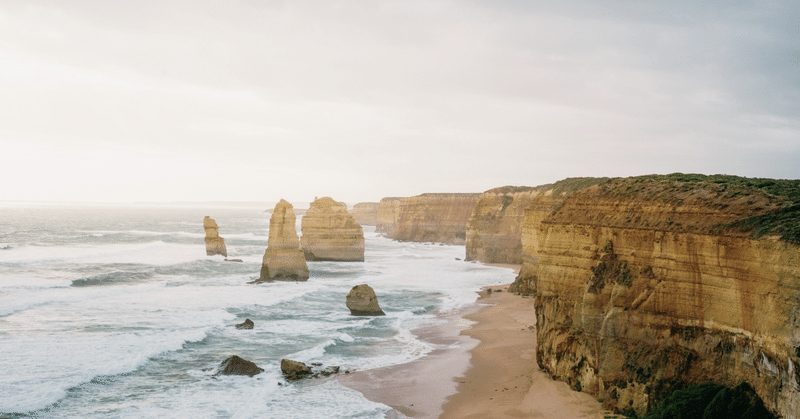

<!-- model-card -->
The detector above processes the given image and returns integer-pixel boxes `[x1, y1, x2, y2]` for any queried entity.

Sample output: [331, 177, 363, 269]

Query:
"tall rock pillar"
[259, 200, 309, 281]
[204, 216, 227, 257]
[301, 197, 365, 262]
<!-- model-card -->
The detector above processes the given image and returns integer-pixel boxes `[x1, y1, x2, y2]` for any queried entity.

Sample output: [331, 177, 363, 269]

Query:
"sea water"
[0, 203, 515, 418]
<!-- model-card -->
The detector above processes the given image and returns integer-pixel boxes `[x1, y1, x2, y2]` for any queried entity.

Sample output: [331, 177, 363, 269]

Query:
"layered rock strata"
[351, 202, 379, 226]
[346, 284, 385, 315]
[301, 197, 364, 262]
[376, 197, 403, 236]
[387, 193, 481, 244]
[467, 179, 607, 265]
[528, 176, 800, 418]
[203, 216, 227, 257]
[259, 200, 309, 281]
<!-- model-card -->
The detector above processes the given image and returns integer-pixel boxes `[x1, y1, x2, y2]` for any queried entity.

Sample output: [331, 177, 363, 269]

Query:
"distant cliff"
[378, 193, 481, 245]
[524, 174, 800, 418]
[466, 179, 607, 265]
[376, 197, 403, 236]
[351, 202, 379, 226]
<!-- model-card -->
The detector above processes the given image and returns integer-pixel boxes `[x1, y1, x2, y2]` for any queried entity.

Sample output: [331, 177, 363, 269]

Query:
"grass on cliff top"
[640, 382, 776, 419]
[485, 177, 610, 196]
[600, 173, 800, 244]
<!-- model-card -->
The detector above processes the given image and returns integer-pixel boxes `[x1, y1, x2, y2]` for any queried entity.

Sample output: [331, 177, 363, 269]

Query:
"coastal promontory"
[378, 193, 481, 245]
[301, 197, 365, 262]
[524, 174, 800, 418]
[258, 200, 309, 281]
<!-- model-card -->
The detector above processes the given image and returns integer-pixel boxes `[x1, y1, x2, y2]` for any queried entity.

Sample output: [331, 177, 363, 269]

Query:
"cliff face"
[351, 202, 379, 226]
[376, 197, 403, 235]
[527, 177, 800, 418]
[390, 193, 481, 245]
[203, 216, 227, 257]
[260, 199, 309, 281]
[301, 197, 364, 262]
[467, 179, 607, 265]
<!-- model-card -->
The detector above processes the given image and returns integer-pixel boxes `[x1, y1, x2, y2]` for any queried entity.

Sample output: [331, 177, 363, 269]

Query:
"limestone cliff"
[527, 175, 800, 418]
[351, 202, 379, 226]
[376, 197, 403, 236]
[466, 179, 607, 265]
[203, 216, 227, 257]
[259, 199, 309, 281]
[389, 193, 481, 245]
[301, 197, 365, 262]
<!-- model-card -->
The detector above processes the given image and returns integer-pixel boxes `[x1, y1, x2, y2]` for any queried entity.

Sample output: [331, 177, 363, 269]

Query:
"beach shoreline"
[339, 264, 616, 419]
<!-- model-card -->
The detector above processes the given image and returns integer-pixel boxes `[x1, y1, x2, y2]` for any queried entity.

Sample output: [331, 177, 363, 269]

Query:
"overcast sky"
[1, 0, 798, 204]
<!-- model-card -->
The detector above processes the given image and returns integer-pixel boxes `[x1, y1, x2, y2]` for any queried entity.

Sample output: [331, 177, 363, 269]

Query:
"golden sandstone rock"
[350, 202, 379, 226]
[379, 193, 481, 245]
[345, 284, 385, 316]
[301, 197, 364, 262]
[259, 200, 309, 281]
[523, 176, 800, 418]
[467, 179, 607, 265]
[203, 216, 227, 257]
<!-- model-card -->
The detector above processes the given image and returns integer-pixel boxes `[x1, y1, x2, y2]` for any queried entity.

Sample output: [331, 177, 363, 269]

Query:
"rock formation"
[346, 284, 385, 316]
[258, 200, 309, 282]
[351, 202, 379, 225]
[213, 355, 264, 377]
[376, 197, 403, 236]
[467, 179, 607, 265]
[203, 216, 227, 257]
[380, 193, 481, 244]
[235, 319, 254, 330]
[301, 197, 365, 262]
[525, 175, 800, 418]
[280, 359, 312, 380]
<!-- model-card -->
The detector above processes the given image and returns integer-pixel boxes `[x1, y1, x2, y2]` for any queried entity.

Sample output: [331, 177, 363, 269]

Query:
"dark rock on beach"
[281, 359, 312, 380]
[213, 355, 264, 377]
[346, 284, 385, 316]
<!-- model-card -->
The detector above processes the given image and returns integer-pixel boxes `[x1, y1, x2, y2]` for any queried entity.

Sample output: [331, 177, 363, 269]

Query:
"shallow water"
[0, 203, 514, 418]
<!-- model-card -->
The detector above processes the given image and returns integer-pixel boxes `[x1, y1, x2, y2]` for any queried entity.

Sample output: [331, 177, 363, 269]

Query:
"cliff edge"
[527, 174, 800, 418]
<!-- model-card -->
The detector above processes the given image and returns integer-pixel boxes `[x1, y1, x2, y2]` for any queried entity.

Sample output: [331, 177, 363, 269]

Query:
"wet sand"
[338, 266, 614, 419]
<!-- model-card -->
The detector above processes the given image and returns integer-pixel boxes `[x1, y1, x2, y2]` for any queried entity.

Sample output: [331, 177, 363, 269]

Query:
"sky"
[1, 0, 798, 204]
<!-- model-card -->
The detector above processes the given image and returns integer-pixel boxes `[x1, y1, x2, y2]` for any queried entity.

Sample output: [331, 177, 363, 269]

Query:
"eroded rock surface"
[382, 193, 481, 244]
[258, 200, 309, 282]
[204, 216, 227, 257]
[214, 355, 264, 377]
[528, 175, 800, 418]
[346, 284, 385, 316]
[301, 197, 364, 262]
[351, 202, 379, 226]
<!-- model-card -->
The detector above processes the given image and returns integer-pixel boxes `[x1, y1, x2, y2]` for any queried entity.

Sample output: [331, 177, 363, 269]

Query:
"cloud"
[1, 0, 798, 203]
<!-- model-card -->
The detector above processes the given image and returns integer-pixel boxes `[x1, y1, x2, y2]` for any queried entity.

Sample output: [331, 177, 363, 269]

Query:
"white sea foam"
[0, 241, 205, 266]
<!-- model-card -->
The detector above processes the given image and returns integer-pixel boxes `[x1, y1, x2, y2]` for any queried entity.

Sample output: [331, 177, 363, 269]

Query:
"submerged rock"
[258, 200, 309, 282]
[204, 216, 228, 257]
[346, 284, 385, 316]
[213, 355, 264, 377]
[235, 319, 254, 330]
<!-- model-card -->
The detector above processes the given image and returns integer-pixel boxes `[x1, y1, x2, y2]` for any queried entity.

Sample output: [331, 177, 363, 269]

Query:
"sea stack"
[301, 197, 365, 262]
[203, 216, 227, 257]
[258, 200, 309, 281]
[346, 284, 385, 316]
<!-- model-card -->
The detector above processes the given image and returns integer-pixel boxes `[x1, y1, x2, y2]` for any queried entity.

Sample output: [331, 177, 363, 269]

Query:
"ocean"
[0, 203, 514, 418]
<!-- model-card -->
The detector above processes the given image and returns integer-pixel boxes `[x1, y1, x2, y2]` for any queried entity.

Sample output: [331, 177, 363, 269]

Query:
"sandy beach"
[339, 265, 617, 419]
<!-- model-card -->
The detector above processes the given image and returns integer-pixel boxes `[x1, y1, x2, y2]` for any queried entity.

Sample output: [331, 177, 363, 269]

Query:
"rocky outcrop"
[376, 197, 403, 236]
[235, 319, 254, 330]
[351, 202, 379, 226]
[386, 193, 481, 244]
[213, 355, 264, 377]
[204, 216, 227, 257]
[301, 197, 365, 262]
[258, 200, 309, 282]
[527, 175, 800, 418]
[280, 359, 342, 380]
[467, 179, 607, 265]
[346, 284, 385, 316]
